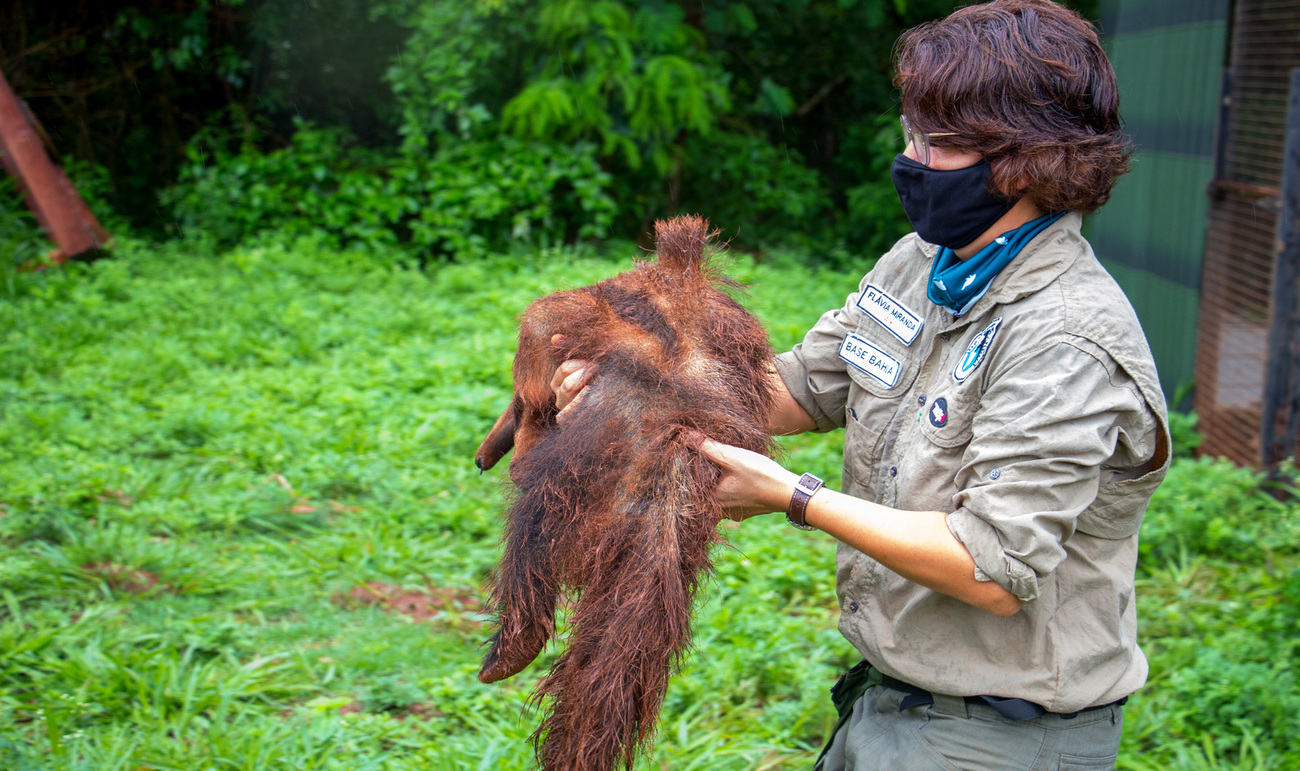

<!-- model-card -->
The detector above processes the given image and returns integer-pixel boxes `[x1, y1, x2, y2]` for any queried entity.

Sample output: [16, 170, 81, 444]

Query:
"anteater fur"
[474, 215, 776, 770]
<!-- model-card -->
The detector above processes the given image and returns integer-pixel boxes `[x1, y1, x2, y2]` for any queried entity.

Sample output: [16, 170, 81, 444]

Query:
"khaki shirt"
[775, 213, 1170, 713]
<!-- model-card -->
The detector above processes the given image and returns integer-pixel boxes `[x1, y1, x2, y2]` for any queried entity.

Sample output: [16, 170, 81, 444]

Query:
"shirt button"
[941, 332, 951, 342]
[917, 395, 926, 406]
[848, 406, 857, 420]
[889, 466, 898, 477]
[990, 468, 1002, 480]
[848, 602, 859, 613]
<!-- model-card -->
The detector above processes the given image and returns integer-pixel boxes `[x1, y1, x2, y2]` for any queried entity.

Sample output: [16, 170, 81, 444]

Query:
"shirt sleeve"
[773, 296, 859, 433]
[945, 340, 1156, 603]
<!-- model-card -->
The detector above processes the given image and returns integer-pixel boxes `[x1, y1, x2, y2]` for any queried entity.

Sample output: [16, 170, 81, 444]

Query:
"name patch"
[855, 284, 923, 345]
[953, 317, 1003, 383]
[839, 333, 901, 388]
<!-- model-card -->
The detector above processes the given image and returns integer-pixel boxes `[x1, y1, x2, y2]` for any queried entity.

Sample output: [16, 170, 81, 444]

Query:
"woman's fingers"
[692, 436, 799, 521]
[696, 438, 733, 468]
[556, 387, 588, 426]
[551, 359, 593, 413]
[561, 367, 587, 394]
[549, 359, 584, 397]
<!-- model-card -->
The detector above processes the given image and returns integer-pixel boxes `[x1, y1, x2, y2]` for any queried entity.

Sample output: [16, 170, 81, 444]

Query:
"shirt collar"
[925, 211, 1084, 332]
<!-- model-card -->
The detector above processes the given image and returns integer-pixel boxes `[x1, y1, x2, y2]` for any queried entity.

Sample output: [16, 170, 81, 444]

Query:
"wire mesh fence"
[1195, 0, 1300, 467]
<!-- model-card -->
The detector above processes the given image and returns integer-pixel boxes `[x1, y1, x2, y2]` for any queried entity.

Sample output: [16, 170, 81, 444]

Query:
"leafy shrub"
[373, 0, 919, 254]
[677, 132, 829, 247]
[1167, 410, 1203, 460]
[1140, 458, 1299, 565]
[0, 176, 46, 276]
[162, 122, 616, 259]
[838, 114, 914, 262]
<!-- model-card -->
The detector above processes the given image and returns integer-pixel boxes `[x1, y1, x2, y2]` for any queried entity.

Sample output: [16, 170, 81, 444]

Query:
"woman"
[557, 1, 1170, 767]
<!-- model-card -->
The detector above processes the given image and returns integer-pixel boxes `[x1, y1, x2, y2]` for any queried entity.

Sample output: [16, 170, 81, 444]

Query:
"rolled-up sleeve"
[945, 341, 1152, 602]
[774, 297, 859, 433]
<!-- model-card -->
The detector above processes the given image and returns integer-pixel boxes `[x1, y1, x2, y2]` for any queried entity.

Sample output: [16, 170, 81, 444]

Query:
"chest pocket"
[917, 346, 984, 449]
[918, 316, 1004, 449]
[918, 382, 978, 449]
[840, 317, 922, 488]
[843, 315, 922, 399]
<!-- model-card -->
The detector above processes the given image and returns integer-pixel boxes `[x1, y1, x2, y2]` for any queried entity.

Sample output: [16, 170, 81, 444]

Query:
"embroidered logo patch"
[839, 333, 901, 388]
[928, 397, 949, 428]
[855, 284, 923, 346]
[953, 317, 1003, 383]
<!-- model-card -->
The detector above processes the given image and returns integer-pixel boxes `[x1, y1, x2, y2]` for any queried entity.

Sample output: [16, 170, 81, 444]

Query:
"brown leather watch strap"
[786, 472, 824, 531]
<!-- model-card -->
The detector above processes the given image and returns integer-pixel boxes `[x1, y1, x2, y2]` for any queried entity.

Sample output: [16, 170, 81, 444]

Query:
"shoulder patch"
[855, 284, 924, 345]
[953, 317, 1003, 383]
[839, 333, 901, 388]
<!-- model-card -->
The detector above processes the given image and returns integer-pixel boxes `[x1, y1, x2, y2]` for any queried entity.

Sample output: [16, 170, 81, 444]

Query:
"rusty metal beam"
[0, 67, 109, 263]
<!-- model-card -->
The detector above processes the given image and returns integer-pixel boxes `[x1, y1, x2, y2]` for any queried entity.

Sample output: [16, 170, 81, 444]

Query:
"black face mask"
[890, 154, 1017, 250]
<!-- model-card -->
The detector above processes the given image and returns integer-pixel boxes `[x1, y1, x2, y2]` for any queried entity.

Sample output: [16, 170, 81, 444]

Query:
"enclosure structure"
[1194, 0, 1300, 467]
[1090, 0, 1231, 404]
[1092, 0, 1300, 468]
[0, 68, 108, 262]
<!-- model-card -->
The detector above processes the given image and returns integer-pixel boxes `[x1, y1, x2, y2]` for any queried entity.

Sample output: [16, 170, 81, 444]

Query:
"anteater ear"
[475, 396, 520, 472]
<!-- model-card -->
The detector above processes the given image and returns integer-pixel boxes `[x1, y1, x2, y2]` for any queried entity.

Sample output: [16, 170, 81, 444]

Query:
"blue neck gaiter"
[927, 212, 1066, 317]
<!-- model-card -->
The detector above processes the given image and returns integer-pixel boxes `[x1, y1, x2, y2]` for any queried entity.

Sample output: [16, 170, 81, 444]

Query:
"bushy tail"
[533, 432, 721, 771]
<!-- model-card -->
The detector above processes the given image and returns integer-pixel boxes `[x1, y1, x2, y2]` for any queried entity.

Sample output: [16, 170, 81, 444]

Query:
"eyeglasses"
[901, 114, 959, 166]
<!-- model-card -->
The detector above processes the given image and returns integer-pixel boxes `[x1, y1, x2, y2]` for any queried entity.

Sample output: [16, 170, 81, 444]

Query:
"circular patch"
[928, 397, 949, 428]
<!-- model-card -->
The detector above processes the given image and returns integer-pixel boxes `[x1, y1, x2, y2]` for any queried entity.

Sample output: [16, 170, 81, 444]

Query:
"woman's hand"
[696, 438, 800, 522]
[550, 336, 595, 425]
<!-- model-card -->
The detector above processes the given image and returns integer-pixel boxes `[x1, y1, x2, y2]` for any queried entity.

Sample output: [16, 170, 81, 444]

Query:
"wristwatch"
[786, 472, 824, 531]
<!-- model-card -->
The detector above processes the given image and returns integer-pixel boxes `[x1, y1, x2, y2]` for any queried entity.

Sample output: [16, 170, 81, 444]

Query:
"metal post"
[1261, 68, 1300, 466]
[0, 68, 109, 263]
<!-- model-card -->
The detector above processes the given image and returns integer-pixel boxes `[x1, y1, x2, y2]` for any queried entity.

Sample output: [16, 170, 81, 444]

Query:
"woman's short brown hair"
[894, 0, 1131, 214]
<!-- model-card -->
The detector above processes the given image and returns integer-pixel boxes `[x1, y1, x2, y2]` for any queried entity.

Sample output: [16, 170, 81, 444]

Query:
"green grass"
[1, 237, 1297, 769]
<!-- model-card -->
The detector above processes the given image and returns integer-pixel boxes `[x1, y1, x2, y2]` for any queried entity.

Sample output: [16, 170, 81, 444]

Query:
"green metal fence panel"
[1088, 0, 1232, 404]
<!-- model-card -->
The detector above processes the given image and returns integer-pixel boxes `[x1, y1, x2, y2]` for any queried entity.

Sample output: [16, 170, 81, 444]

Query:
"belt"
[816, 661, 1128, 767]
[878, 672, 1128, 721]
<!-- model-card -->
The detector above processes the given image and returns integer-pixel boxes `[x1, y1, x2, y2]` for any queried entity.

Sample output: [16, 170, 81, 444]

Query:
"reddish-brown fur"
[474, 215, 776, 770]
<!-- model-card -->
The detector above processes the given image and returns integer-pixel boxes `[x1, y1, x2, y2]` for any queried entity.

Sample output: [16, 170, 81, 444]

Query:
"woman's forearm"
[699, 438, 1023, 617]
[767, 369, 818, 436]
[803, 489, 1023, 617]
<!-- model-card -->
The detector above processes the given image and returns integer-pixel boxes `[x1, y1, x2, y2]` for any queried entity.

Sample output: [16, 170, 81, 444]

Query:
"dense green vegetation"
[0, 238, 1297, 769]
[5, 0, 1099, 261]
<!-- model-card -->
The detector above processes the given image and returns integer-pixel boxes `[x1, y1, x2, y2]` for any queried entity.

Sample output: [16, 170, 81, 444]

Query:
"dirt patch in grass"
[94, 488, 135, 507]
[399, 702, 444, 720]
[81, 562, 159, 593]
[321, 699, 444, 721]
[336, 581, 483, 626]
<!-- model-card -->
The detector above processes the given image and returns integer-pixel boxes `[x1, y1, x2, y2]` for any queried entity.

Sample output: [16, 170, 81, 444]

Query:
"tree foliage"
[2, 0, 1097, 259]
[162, 121, 615, 259]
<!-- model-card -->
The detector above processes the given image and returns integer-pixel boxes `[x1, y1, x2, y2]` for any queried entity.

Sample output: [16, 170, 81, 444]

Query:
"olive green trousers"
[814, 666, 1123, 771]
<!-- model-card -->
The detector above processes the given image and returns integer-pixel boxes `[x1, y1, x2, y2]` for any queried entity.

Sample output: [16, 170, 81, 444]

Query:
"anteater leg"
[479, 488, 564, 684]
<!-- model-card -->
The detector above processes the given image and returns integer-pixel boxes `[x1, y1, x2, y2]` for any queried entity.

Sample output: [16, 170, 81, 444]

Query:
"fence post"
[0, 68, 109, 263]
[1261, 67, 1300, 466]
